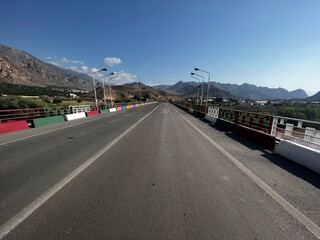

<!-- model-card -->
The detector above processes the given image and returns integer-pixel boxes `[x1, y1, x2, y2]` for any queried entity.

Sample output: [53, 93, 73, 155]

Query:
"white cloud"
[109, 71, 136, 85]
[70, 66, 78, 71]
[60, 57, 83, 64]
[104, 57, 122, 67]
[48, 62, 61, 67]
[81, 66, 89, 72]
[46, 56, 52, 60]
[91, 67, 99, 73]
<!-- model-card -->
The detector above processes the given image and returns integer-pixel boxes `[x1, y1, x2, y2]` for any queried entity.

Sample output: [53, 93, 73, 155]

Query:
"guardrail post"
[304, 127, 316, 143]
[284, 123, 294, 136]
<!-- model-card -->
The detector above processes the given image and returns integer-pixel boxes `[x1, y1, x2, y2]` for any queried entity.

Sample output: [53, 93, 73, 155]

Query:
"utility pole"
[139, 77, 142, 104]
[108, 79, 113, 107]
[180, 82, 182, 104]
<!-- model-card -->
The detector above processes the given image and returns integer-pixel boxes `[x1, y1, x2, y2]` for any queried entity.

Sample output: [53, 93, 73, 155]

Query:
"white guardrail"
[271, 116, 320, 150]
[69, 105, 91, 114]
[207, 107, 320, 150]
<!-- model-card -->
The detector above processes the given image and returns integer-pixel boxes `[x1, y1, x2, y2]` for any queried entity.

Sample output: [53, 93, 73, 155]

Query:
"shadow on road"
[200, 119, 320, 189]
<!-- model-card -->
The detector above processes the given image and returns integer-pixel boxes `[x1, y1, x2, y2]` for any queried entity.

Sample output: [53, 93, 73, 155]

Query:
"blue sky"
[1, 0, 320, 95]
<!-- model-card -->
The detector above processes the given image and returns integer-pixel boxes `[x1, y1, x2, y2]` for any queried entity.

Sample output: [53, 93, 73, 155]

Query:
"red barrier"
[116, 107, 122, 111]
[235, 124, 275, 150]
[0, 120, 29, 134]
[85, 110, 100, 117]
[197, 112, 206, 118]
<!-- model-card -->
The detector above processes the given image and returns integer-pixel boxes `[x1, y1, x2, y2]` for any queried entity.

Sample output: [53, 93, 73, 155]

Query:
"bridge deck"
[0, 103, 319, 239]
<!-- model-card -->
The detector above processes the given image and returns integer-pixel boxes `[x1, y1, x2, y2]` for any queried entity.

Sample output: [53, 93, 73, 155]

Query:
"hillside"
[0, 44, 92, 90]
[306, 91, 320, 102]
[155, 81, 233, 98]
[214, 82, 308, 100]
[87, 82, 179, 102]
[155, 81, 309, 100]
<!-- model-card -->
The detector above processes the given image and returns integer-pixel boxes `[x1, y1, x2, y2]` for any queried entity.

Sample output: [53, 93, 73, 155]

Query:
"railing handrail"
[273, 115, 320, 125]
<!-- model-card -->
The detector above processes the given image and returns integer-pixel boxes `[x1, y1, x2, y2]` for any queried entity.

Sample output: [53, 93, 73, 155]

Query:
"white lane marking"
[173, 106, 320, 239]
[0, 104, 161, 240]
[0, 104, 151, 146]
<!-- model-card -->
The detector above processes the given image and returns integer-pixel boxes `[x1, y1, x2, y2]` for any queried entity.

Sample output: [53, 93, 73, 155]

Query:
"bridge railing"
[0, 107, 73, 123]
[177, 103, 320, 150]
[210, 107, 274, 134]
[0, 102, 144, 123]
[271, 116, 320, 150]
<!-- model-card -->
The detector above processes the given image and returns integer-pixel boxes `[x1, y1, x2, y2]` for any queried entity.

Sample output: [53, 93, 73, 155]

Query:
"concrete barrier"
[65, 112, 86, 121]
[235, 124, 276, 150]
[0, 120, 29, 134]
[86, 110, 99, 117]
[205, 114, 217, 124]
[277, 140, 320, 174]
[116, 107, 122, 111]
[100, 109, 109, 114]
[32, 115, 65, 128]
[193, 110, 198, 117]
[195, 111, 206, 118]
[109, 108, 117, 112]
[216, 118, 235, 132]
[122, 106, 127, 110]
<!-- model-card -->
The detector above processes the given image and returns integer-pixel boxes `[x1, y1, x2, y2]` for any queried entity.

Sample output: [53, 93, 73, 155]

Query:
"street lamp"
[107, 75, 119, 107]
[191, 72, 205, 106]
[103, 72, 115, 107]
[195, 68, 210, 107]
[92, 68, 108, 107]
[190, 75, 201, 105]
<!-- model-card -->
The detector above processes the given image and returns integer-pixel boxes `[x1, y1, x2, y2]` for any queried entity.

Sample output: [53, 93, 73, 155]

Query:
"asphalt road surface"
[0, 102, 319, 239]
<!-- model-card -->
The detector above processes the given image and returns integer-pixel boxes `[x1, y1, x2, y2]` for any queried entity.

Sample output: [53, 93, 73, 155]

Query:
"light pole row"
[92, 68, 119, 108]
[190, 68, 211, 107]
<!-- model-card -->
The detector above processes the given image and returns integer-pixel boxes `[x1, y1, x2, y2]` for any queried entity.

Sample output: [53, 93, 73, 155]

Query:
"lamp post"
[103, 72, 115, 107]
[191, 72, 205, 106]
[107, 75, 118, 107]
[190, 75, 201, 105]
[195, 68, 210, 107]
[92, 68, 108, 107]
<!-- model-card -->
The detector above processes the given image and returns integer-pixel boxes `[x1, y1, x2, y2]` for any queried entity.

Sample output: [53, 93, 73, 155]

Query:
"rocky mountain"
[154, 81, 233, 98]
[155, 80, 309, 100]
[87, 82, 179, 102]
[306, 91, 320, 102]
[213, 82, 308, 100]
[123, 82, 154, 91]
[0, 44, 92, 90]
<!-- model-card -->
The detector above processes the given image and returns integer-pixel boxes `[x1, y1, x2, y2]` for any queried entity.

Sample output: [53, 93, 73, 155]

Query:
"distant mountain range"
[306, 91, 320, 101]
[212, 82, 308, 100]
[154, 81, 234, 98]
[0, 44, 92, 90]
[86, 82, 178, 102]
[155, 81, 309, 100]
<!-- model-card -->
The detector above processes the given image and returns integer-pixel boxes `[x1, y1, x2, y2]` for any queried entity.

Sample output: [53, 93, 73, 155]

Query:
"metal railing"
[178, 103, 320, 150]
[0, 107, 72, 123]
[214, 108, 274, 134]
[0, 101, 148, 123]
[271, 116, 320, 150]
